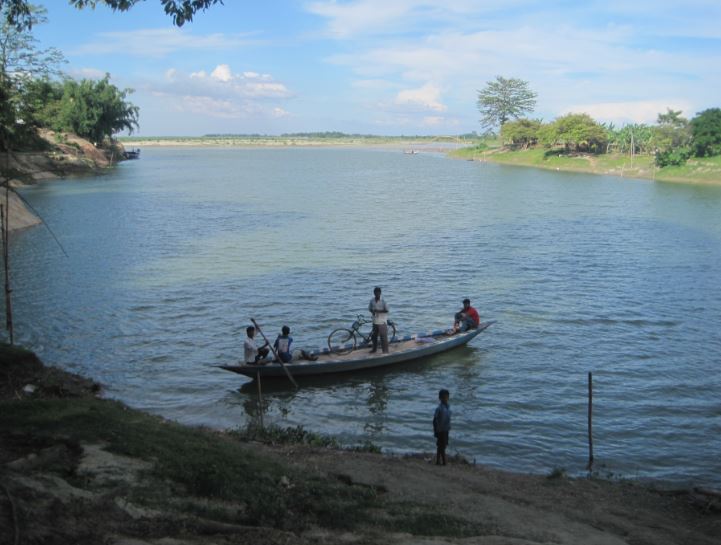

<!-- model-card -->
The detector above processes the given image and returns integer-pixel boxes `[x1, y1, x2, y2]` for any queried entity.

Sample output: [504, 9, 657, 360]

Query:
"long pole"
[256, 371, 264, 429]
[586, 372, 594, 471]
[250, 318, 298, 389]
[1, 200, 13, 344]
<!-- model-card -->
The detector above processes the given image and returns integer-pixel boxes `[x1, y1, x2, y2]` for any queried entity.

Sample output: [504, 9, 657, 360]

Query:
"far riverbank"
[120, 136, 721, 185]
[450, 146, 721, 185]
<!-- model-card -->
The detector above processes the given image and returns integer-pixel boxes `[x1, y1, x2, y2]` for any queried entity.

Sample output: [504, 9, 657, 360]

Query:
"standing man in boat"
[453, 298, 480, 333]
[368, 286, 390, 354]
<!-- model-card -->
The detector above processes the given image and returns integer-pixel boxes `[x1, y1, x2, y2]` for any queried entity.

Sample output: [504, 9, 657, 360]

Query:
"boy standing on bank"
[433, 389, 451, 465]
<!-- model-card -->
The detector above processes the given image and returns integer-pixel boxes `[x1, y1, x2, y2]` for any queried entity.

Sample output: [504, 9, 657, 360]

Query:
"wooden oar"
[251, 318, 298, 389]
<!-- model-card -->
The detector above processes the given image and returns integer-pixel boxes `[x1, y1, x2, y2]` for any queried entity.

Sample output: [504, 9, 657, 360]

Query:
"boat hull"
[219, 321, 494, 379]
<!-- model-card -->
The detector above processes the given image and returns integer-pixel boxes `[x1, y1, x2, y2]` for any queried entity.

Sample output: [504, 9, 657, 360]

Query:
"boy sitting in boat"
[450, 298, 480, 334]
[273, 325, 293, 363]
[244, 326, 270, 364]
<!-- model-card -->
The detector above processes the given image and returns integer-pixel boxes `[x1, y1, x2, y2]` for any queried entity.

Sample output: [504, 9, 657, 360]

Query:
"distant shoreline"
[118, 135, 467, 150]
[117, 136, 721, 185]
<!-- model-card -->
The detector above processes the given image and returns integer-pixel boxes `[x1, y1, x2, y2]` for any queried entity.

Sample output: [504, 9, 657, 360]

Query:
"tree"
[652, 108, 690, 150]
[539, 113, 607, 153]
[0, 4, 64, 150]
[500, 118, 541, 149]
[477, 76, 537, 130]
[54, 75, 139, 144]
[690, 108, 721, 157]
[1, 0, 223, 29]
[651, 108, 691, 167]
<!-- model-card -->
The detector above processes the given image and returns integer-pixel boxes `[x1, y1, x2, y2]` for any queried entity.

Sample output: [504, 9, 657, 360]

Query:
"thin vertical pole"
[1, 200, 13, 344]
[587, 372, 594, 471]
[256, 371, 264, 429]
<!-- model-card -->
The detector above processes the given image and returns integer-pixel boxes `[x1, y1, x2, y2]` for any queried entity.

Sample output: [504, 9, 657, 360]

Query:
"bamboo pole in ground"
[1, 200, 13, 344]
[256, 371, 264, 429]
[586, 372, 594, 471]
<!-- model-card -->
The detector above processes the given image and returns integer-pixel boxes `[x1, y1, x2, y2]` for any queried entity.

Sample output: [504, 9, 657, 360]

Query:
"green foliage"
[16, 77, 63, 127]
[501, 118, 541, 149]
[539, 113, 607, 153]
[606, 123, 655, 154]
[690, 108, 721, 157]
[52, 75, 139, 144]
[655, 146, 692, 167]
[0, 397, 378, 530]
[651, 108, 691, 161]
[232, 423, 340, 448]
[2, 0, 223, 29]
[0, 4, 64, 150]
[477, 75, 537, 130]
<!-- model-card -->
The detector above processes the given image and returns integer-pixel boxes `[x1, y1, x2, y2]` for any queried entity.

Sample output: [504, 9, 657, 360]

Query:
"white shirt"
[244, 337, 258, 363]
[369, 297, 389, 325]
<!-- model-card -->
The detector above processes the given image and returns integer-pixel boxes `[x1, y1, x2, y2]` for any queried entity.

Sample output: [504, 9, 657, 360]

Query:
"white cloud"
[306, 0, 525, 38]
[394, 83, 447, 112]
[71, 28, 262, 58]
[152, 64, 294, 120]
[562, 100, 694, 125]
[165, 64, 293, 100]
[211, 64, 233, 82]
[69, 67, 107, 80]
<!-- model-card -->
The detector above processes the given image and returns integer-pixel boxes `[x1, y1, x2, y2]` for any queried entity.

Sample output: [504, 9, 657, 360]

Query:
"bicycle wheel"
[328, 328, 356, 355]
[360, 322, 397, 346]
[387, 321, 397, 341]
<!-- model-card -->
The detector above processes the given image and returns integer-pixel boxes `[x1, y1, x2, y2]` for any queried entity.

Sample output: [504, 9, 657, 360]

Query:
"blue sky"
[31, 0, 721, 136]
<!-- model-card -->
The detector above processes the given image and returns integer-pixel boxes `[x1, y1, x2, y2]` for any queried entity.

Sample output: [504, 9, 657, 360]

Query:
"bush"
[655, 147, 691, 167]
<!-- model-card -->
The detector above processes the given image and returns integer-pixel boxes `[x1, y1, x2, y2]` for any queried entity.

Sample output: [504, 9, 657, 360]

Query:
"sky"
[28, 0, 721, 136]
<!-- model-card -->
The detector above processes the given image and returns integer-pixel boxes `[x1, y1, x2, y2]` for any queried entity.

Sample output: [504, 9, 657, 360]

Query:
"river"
[8, 146, 721, 487]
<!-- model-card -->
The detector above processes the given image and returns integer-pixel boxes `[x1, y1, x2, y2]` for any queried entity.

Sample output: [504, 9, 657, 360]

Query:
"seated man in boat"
[244, 326, 270, 364]
[273, 325, 293, 363]
[452, 298, 480, 333]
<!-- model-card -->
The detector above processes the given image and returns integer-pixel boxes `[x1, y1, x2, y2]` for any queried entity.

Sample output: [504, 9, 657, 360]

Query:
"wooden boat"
[123, 148, 140, 160]
[218, 321, 495, 379]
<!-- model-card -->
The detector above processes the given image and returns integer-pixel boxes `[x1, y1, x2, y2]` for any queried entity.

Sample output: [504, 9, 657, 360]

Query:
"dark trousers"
[254, 346, 269, 362]
[371, 323, 389, 353]
[435, 431, 449, 465]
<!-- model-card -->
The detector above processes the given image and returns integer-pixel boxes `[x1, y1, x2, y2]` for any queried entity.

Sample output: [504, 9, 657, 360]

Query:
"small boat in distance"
[403, 149, 419, 154]
[123, 148, 141, 160]
[218, 321, 495, 379]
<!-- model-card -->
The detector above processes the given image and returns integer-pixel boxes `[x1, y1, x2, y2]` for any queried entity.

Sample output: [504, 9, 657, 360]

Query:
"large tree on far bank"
[477, 76, 537, 131]
[690, 108, 721, 157]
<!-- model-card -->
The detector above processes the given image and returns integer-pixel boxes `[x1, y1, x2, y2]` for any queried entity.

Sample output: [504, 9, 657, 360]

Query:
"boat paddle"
[250, 318, 298, 389]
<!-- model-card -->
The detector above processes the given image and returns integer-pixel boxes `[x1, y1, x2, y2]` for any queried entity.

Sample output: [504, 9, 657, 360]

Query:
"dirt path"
[258, 444, 721, 545]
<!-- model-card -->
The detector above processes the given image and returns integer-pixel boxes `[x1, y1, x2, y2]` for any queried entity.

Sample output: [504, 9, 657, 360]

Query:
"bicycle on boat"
[327, 314, 397, 355]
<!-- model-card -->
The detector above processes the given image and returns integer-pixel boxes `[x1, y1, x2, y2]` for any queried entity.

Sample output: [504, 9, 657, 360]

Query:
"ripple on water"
[8, 147, 721, 487]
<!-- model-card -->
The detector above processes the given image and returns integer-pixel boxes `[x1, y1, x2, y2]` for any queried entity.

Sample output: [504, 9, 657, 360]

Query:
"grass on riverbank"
[0, 343, 484, 542]
[451, 145, 721, 184]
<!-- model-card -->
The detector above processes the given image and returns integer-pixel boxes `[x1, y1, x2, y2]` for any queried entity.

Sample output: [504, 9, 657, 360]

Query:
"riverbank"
[119, 134, 467, 151]
[1, 343, 719, 545]
[451, 146, 721, 185]
[2, 130, 125, 231]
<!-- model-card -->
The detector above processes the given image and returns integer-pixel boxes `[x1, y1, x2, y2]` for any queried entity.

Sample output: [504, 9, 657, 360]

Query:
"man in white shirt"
[244, 326, 269, 364]
[368, 286, 389, 354]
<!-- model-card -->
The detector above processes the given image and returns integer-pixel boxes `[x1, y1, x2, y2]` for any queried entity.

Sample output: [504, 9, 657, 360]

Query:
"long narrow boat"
[218, 321, 495, 379]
